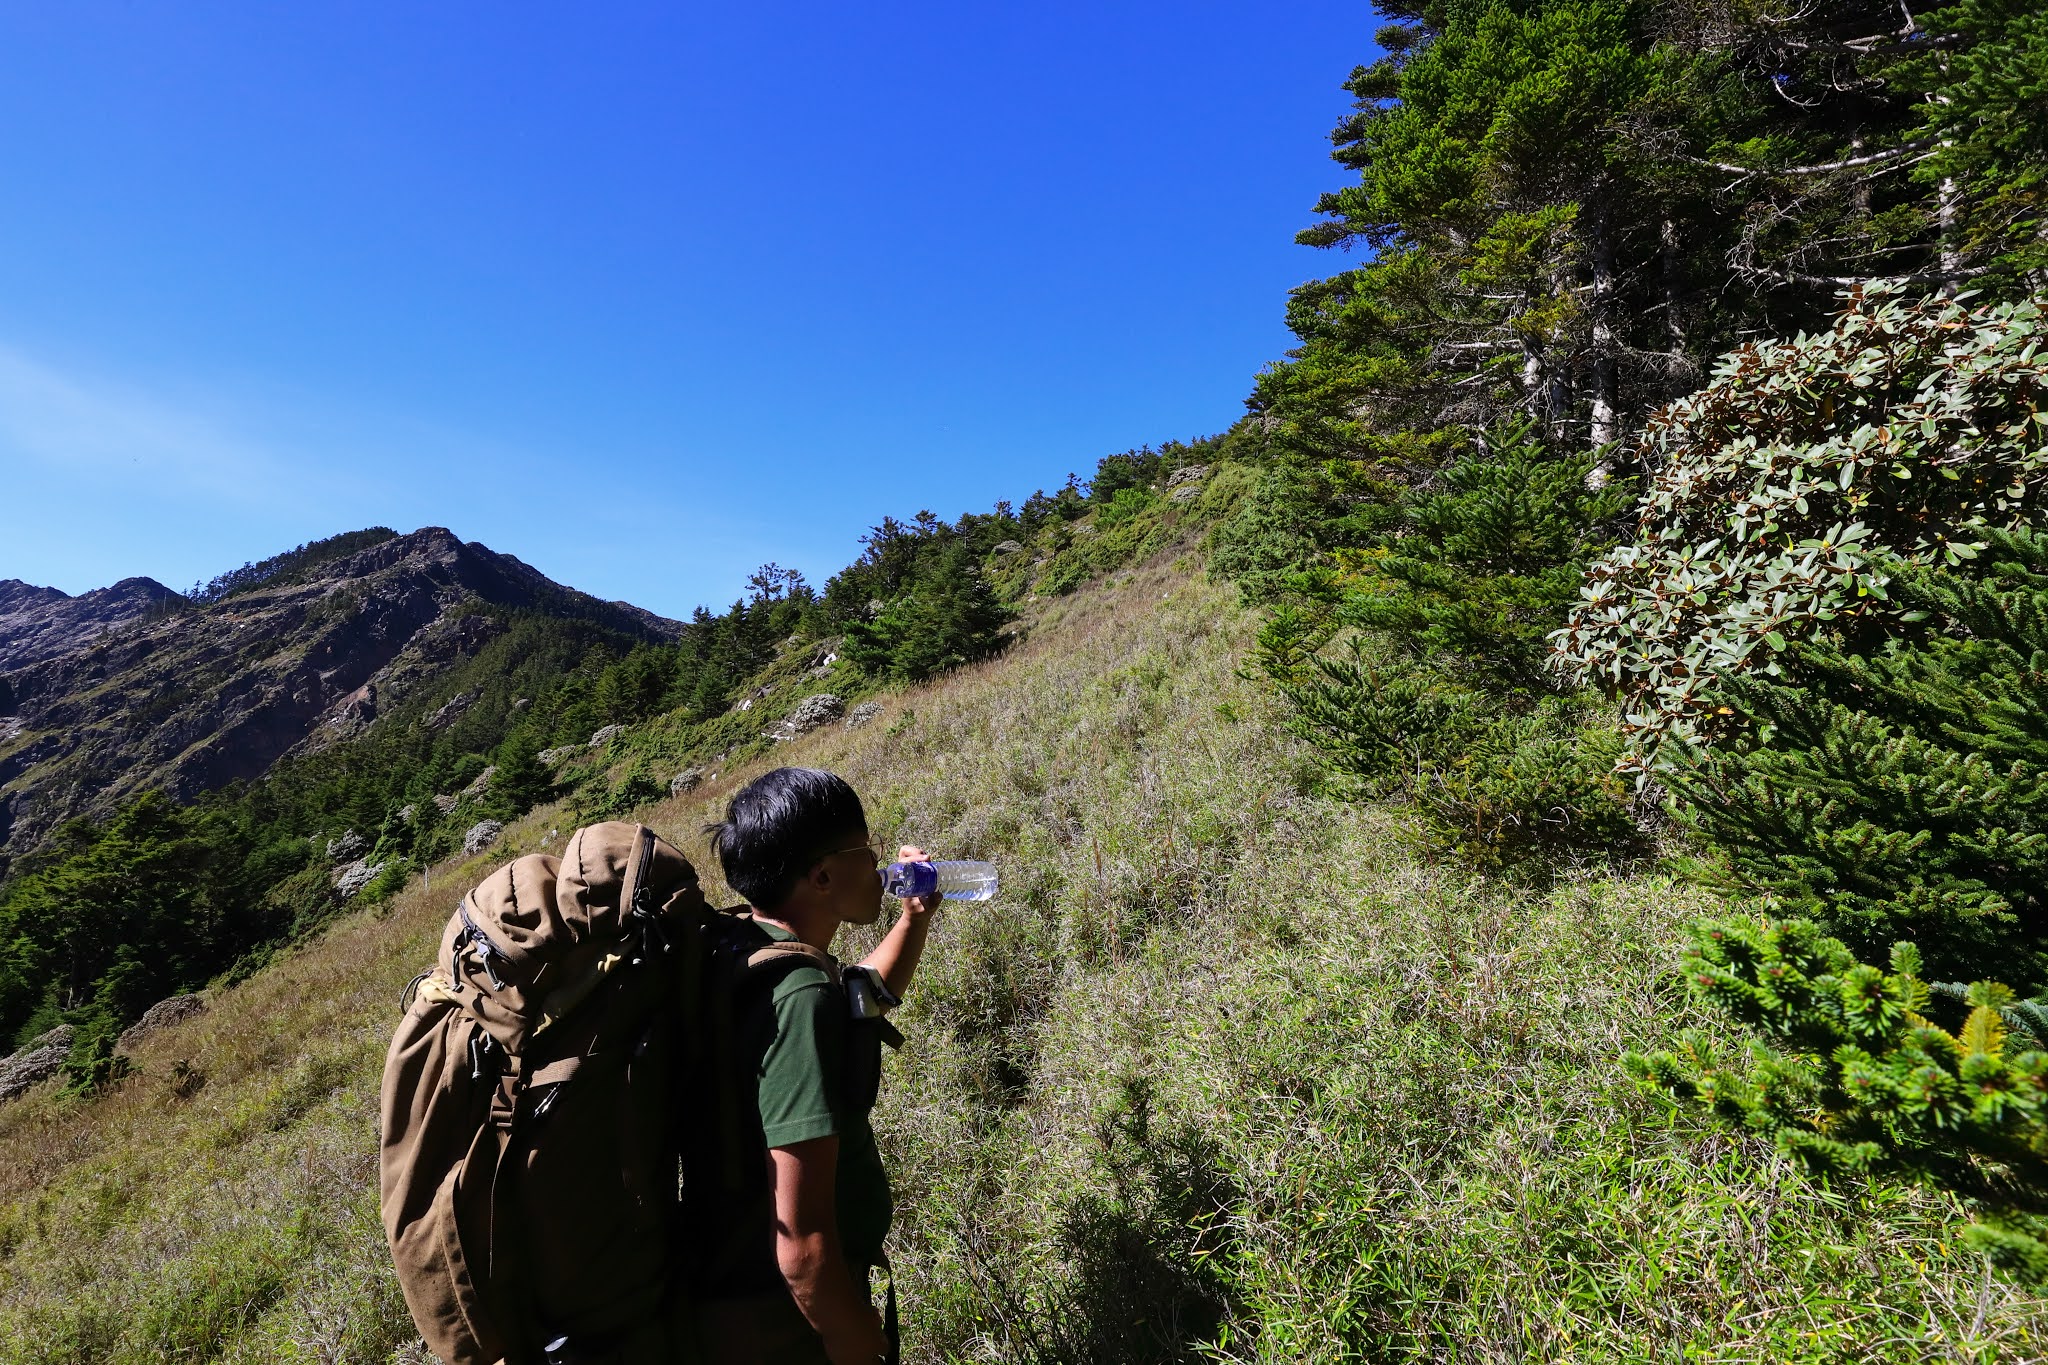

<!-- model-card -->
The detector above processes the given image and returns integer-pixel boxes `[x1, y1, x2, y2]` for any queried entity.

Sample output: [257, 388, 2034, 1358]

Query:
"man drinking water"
[691, 767, 940, 1365]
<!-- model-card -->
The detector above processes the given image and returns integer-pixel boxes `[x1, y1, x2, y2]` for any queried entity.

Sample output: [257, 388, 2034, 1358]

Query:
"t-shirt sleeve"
[757, 978, 844, 1149]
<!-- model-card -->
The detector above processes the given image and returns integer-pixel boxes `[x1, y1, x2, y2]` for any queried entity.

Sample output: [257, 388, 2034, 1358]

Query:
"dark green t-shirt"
[693, 917, 892, 1297]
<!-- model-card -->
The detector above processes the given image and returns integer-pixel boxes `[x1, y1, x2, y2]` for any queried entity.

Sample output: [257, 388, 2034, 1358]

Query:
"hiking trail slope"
[0, 550, 2033, 1363]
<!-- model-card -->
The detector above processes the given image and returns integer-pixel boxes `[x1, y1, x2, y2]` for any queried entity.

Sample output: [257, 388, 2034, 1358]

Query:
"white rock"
[463, 820, 504, 856]
[333, 858, 385, 898]
[771, 693, 845, 741]
[0, 1026, 74, 1104]
[116, 995, 206, 1054]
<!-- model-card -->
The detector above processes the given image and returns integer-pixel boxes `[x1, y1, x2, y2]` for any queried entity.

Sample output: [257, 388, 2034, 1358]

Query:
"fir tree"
[1669, 528, 2048, 988]
[1344, 417, 1633, 696]
[1630, 912, 2048, 1285]
[843, 539, 1010, 684]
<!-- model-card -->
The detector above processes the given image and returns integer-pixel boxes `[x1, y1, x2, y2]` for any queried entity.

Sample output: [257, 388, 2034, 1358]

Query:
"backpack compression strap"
[746, 941, 838, 976]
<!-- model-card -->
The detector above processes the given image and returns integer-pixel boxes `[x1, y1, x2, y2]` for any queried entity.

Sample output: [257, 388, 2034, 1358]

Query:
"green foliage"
[1914, 0, 2048, 286]
[1347, 418, 1633, 695]
[0, 794, 247, 1045]
[1250, 422, 1643, 872]
[1273, 631, 1643, 872]
[185, 527, 397, 603]
[1630, 912, 2048, 1284]
[843, 537, 1011, 684]
[60, 1015, 130, 1098]
[1557, 286, 2048, 772]
[1663, 528, 2048, 989]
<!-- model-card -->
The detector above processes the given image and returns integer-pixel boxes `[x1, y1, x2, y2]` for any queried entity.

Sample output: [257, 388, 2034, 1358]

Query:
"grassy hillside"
[0, 546, 2039, 1363]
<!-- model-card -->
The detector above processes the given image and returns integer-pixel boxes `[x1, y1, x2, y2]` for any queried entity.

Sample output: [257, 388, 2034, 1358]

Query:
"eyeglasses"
[814, 840, 884, 870]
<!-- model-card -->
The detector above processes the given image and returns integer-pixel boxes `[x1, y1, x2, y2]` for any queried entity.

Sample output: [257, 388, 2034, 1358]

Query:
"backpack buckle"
[468, 1031, 503, 1083]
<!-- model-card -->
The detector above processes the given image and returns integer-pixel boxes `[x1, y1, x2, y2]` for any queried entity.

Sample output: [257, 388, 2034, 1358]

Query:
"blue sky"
[0, 3, 1373, 621]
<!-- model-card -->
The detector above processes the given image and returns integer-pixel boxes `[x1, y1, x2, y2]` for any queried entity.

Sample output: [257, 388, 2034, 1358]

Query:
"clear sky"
[0, 3, 1373, 621]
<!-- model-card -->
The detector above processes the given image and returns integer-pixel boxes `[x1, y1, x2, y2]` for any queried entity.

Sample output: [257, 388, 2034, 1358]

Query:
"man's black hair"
[708, 767, 868, 909]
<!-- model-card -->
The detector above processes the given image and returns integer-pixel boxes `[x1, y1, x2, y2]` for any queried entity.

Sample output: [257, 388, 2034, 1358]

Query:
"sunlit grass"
[0, 548, 2039, 1362]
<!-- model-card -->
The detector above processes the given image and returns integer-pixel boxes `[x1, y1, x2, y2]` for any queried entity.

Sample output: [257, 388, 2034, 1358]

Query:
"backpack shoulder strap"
[745, 940, 838, 977]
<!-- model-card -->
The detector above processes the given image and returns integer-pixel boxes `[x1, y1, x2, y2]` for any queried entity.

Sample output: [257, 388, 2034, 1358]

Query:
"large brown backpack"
[379, 822, 745, 1365]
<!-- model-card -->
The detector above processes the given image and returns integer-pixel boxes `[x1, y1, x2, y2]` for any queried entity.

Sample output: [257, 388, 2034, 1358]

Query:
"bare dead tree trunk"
[1588, 194, 1619, 449]
[1660, 215, 1686, 359]
[1938, 168, 1962, 288]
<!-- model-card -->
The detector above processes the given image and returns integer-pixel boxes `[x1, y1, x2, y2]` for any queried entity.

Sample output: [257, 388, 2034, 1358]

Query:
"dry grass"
[0, 547, 2042, 1362]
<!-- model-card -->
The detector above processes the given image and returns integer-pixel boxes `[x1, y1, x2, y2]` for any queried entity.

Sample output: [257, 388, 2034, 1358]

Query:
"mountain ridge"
[0, 575, 183, 673]
[0, 525, 681, 868]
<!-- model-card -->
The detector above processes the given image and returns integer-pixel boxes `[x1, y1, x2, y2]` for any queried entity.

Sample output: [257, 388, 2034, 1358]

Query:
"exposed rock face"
[0, 1025, 74, 1103]
[991, 540, 1025, 555]
[325, 830, 367, 862]
[844, 701, 883, 730]
[332, 859, 384, 897]
[115, 994, 206, 1053]
[0, 577, 184, 672]
[771, 694, 844, 741]
[1167, 464, 1211, 501]
[463, 820, 504, 855]
[424, 690, 479, 730]
[670, 769, 704, 797]
[463, 765, 497, 798]
[538, 746, 580, 767]
[0, 527, 683, 867]
[588, 724, 626, 747]
[432, 793, 461, 815]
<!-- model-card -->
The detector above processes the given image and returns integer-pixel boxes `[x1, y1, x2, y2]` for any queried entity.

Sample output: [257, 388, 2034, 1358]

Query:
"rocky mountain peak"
[0, 527, 680, 867]
[0, 575, 183, 672]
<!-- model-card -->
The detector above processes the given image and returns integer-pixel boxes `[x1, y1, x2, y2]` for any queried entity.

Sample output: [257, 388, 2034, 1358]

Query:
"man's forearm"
[860, 904, 931, 1001]
[778, 1228, 876, 1356]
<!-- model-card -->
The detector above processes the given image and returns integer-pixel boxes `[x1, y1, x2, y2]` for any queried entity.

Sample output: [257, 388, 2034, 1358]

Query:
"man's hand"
[897, 844, 939, 918]
[861, 845, 938, 1001]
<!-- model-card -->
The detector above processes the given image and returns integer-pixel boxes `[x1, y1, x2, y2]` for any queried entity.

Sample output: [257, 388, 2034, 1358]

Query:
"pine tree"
[1344, 417, 1634, 695]
[1669, 528, 2048, 988]
[1250, 420, 1643, 870]
[1630, 912, 2048, 1284]
[843, 538, 1010, 683]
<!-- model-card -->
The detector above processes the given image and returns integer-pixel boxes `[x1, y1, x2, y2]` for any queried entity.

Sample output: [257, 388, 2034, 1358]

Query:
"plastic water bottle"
[884, 859, 999, 902]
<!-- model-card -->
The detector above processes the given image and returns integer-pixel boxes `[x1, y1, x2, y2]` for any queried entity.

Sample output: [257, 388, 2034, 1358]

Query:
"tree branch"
[1691, 139, 1935, 178]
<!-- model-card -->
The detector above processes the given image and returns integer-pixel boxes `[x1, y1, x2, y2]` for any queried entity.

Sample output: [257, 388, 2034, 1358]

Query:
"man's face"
[818, 827, 886, 926]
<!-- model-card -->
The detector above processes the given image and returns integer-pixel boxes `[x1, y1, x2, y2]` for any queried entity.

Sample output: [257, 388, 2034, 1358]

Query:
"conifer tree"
[843, 538, 1009, 684]
[1630, 912, 2048, 1284]
[1669, 529, 2048, 988]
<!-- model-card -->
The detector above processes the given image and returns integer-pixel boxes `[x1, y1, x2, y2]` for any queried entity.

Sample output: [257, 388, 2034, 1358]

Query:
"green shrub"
[1248, 421, 1643, 873]
[1556, 286, 2048, 773]
[1348, 417, 1634, 696]
[1630, 912, 2048, 1285]
[1668, 528, 2048, 986]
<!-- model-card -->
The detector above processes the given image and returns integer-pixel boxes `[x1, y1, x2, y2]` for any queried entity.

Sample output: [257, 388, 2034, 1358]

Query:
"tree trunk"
[1588, 194, 1619, 448]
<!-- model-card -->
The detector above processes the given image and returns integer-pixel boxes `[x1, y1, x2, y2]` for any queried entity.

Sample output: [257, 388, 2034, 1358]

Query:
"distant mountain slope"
[0, 576, 183, 672]
[0, 526, 679, 866]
